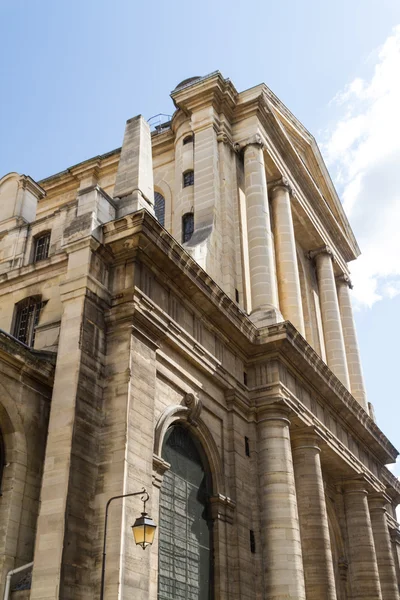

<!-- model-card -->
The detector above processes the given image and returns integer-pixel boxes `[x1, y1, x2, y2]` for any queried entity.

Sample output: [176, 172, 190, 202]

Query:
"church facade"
[0, 71, 399, 600]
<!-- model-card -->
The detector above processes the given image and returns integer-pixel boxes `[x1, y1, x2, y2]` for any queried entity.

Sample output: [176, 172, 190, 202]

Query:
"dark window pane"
[183, 135, 194, 146]
[34, 233, 50, 262]
[155, 192, 166, 227]
[182, 213, 194, 243]
[183, 171, 194, 188]
[13, 297, 43, 347]
[158, 427, 213, 600]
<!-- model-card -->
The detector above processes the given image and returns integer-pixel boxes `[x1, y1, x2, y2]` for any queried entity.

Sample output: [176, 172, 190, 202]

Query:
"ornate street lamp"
[100, 488, 156, 600]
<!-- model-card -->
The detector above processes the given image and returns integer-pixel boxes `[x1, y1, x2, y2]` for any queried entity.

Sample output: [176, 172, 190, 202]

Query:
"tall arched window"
[13, 296, 44, 348]
[182, 213, 194, 243]
[158, 426, 213, 600]
[154, 192, 166, 227]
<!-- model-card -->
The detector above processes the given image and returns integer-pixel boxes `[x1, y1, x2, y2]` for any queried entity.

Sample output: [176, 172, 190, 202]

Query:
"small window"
[34, 232, 50, 262]
[183, 134, 194, 145]
[182, 213, 194, 243]
[13, 297, 44, 347]
[154, 192, 165, 227]
[183, 170, 194, 188]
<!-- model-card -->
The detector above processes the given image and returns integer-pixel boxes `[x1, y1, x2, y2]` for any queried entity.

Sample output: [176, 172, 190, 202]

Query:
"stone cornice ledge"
[102, 210, 397, 465]
[258, 321, 398, 464]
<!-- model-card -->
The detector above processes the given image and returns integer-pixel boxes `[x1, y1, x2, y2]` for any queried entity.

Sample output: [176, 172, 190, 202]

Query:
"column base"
[250, 305, 284, 327]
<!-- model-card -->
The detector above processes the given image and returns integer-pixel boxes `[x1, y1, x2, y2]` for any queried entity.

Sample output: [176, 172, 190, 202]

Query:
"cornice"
[0, 329, 55, 385]
[102, 210, 397, 466]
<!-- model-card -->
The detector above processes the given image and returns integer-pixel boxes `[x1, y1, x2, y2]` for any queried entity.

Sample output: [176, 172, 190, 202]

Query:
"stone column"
[292, 430, 337, 600]
[312, 247, 350, 388]
[257, 404, 306, 599]
[369, 494, 400, 600]
[270, 181, 305, 336]
[343, 480, 382, 600]
[243, 137, 281, 326]
[337, 275, 368, 410]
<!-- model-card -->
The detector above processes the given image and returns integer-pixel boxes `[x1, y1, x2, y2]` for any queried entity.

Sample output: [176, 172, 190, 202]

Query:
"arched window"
[154, 192, 166, 227]
[182, 213, 194, 243]
[183, 170, 194, 188]
[158, 426, 213, 600]
[183, 134, 194, 146]
[13, 296, 44, 347]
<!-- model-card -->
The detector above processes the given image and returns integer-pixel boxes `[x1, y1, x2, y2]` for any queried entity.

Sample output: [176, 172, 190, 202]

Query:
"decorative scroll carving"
[234, 133, 266, 153]
[153, 392, 202, 457]
[307, 245, 335, 262]
[336, 273, 353, 289]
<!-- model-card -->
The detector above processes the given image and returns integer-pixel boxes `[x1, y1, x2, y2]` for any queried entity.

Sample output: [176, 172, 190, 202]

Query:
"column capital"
[235, 132, 266, 152]
[342, 477, 370, 495]
[269, 176, 294, 196]
[256, 400, 292, 425]
[291, 426, 322, 452]
[336, 273, 354, 289]
[389, 528, 400, 543]
[307, 244, 335, 262]
[368, 491, 392, 512]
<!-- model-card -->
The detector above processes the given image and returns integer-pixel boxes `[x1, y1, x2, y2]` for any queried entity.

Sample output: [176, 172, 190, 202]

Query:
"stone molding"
[153, 392, 203, 457]
[336, 273, 354, 289]
[209, 494, 236, 524]
[234, 132, 266, 153]
[307, 244, 336, 262]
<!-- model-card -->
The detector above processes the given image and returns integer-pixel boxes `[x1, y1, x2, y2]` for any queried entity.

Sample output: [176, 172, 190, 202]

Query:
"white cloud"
[322, 25, 400, 308]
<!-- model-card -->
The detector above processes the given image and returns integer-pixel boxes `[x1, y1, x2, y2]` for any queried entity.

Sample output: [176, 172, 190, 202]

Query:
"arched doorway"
[158, 425, 213, 600]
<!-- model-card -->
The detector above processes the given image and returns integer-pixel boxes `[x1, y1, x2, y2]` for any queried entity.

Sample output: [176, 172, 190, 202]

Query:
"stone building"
[0, 71, 399, 600]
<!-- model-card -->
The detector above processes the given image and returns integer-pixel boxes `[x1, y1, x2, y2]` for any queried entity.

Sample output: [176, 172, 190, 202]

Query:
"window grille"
[182, 213, 194, 243]
[183, 170, 194, 188]
[13, 297, 44, 347]
[154, 192, 166, 227]
[158, 426, 213, 600]
[34, 233, 50, 262]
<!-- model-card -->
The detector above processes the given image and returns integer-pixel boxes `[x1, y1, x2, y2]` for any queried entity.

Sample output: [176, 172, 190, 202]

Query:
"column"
[257, 404, 306, 599]
[270, 181, 305, 336]
[369, 494, 400, 600]
[313, 247, 350, 388]
[243, 138, 281, 326]
[292, 430, 337, 600]
[337, 275, 368, 410]
[343, 480, 382, 600]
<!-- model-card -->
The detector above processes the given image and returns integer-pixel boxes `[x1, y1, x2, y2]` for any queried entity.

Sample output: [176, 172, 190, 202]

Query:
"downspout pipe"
[3, 562, 33, 600]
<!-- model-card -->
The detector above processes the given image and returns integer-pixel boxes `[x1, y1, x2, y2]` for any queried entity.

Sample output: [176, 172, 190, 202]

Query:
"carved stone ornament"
[153, 392, 203, 457]
[270, 176, 293, 196]
[336, 273, 353, 289]
[338, 557, 349, 581]
[235, 133, 266, 152]
[307, 245, 335, 262]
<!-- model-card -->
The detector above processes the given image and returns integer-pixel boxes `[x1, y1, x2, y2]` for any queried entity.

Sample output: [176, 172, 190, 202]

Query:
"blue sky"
[1, 0, 400, 472]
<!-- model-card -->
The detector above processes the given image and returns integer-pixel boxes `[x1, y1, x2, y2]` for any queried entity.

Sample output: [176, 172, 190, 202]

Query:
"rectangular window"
[34, 233, 50, 262]
[14, 298, 44, 347]
[183, 170, 194, 188]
